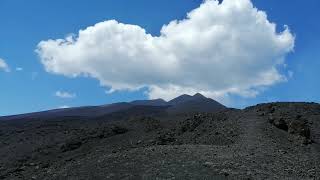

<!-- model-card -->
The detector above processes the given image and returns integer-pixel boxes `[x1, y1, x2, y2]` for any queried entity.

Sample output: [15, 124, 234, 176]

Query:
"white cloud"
[0, 58, 10, 72]
[55, 91, 76, 99]
[57, 105, 70, 109]
[36, 0, 295, 101]
[16, 67, 23, 71]
[105, 89, 115, 94]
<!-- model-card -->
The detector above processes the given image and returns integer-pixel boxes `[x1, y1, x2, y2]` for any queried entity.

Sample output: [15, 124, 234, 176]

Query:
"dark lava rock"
[179, 114, 204, 133]
[111, 125, 128, 134]
[272, 117, 289, 131]
[269, 115, 311, 140]
[131, 116, 162, 132]
[61, 139, 82, 152]
[288, 120, 310, 139]
[157, 132, 176, 145]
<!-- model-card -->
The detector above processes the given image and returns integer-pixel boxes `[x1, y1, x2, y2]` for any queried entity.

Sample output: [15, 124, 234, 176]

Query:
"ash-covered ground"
[0, 101, 319, 179]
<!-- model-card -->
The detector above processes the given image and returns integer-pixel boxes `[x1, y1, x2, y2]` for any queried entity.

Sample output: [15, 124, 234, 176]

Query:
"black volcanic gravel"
[0, 102, 319, 179]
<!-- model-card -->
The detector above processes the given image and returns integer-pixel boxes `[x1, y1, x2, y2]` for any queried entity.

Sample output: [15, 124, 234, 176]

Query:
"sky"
[0, 0, 319, 116]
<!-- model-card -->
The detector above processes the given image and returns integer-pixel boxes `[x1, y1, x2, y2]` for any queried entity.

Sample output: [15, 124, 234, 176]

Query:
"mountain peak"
[193, 93, 206, 98]
[167, 93, 226, 114]
[168, 94, 192, 105]
[168, 93, 210, 106]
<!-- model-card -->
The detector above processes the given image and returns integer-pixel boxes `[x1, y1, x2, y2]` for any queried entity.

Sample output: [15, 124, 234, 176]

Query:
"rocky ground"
[0, 102, 319, 179]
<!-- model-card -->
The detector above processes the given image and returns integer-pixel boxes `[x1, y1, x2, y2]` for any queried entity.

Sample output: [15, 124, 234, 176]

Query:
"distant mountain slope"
[0, 103, 134, 121]
[0, 93, 226, 121]
[168, 94, 194, 105]
[131, 99, 167, 106]
[95, 105, 170, 121]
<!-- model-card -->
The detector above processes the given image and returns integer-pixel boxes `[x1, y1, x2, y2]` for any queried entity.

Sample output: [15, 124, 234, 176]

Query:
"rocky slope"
[0, 101, 319, 179]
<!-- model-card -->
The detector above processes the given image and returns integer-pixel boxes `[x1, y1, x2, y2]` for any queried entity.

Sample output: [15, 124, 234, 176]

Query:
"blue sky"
[0, 0, 319, 116]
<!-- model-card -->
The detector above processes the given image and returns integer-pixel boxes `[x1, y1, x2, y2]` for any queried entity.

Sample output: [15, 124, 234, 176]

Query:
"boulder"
[288, 120, 310, 139]
[61, 139, 82, 152]
[111, 126, 128, 135]
[273, 118, 288, 131]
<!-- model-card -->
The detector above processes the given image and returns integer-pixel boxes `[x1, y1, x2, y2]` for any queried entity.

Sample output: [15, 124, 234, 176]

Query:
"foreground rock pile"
[255, 102, 319, 145]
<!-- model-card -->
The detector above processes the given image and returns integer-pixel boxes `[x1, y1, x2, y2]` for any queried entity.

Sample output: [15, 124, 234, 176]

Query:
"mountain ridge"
[0, 93, 226, 121]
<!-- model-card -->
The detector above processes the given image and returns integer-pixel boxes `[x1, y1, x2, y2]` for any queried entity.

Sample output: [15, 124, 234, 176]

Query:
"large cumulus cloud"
[36, 0, 294, 101]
